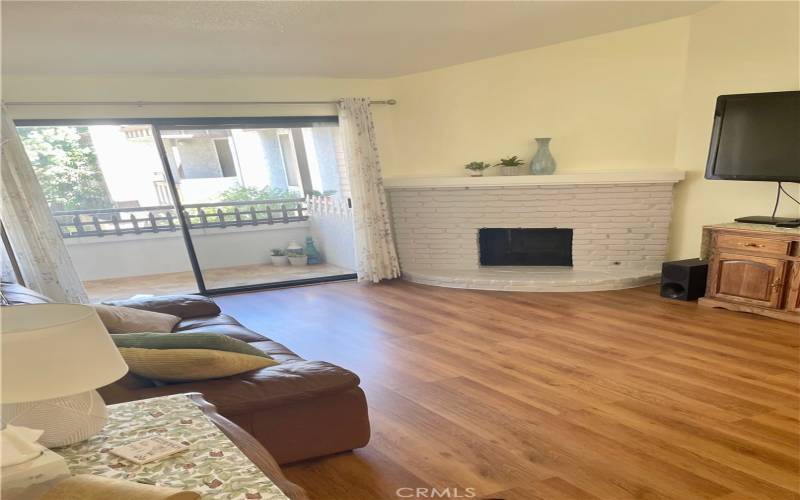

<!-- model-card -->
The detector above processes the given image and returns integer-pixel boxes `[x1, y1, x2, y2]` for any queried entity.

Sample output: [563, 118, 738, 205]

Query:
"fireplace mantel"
[384, 169, 685, 189]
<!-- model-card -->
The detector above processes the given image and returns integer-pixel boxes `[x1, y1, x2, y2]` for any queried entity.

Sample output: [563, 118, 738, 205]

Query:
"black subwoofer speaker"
[660, 258, 708, 301]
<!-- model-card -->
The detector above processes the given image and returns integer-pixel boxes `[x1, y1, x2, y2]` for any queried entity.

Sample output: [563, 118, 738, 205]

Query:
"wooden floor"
[215, 281, 800, 500]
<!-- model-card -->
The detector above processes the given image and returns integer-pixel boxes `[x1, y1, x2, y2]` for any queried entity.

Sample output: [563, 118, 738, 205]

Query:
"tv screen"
[705, 91, 800, 182]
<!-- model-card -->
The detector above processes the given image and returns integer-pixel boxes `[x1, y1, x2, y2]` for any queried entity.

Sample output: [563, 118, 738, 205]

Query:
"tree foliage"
[218, 184, 295, 202]
[178, 182, 299, 225]
[18, 126, 111, 211]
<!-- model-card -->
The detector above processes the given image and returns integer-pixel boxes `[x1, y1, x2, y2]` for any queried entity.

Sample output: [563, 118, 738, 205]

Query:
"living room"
[1, 1, 798, 499]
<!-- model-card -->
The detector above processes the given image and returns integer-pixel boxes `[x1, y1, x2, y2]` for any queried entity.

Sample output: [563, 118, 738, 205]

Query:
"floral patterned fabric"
[338, 97, 401, 283]
[55, 394, 288, 500]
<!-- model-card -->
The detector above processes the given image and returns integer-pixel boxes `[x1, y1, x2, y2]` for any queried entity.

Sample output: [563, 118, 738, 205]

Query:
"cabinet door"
[709, 252, 787, 308]
[783, 262, 800, 314]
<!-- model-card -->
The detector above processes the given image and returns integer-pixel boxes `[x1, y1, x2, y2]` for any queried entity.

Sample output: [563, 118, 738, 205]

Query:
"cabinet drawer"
[716, 234, 790, 255]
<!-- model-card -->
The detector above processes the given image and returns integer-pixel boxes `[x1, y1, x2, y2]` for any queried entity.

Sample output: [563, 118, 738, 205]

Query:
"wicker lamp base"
[1, 390, 108, 448]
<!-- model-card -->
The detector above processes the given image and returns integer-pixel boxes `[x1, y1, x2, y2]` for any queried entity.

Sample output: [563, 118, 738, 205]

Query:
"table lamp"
[1, 304, 128, 448]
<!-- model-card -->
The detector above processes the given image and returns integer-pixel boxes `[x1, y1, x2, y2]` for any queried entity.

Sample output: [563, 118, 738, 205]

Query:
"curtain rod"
[3, 98, 397, 107]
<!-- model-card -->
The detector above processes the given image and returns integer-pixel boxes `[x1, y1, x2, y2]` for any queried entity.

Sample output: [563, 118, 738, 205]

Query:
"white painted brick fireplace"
[384, 170, 685, 291]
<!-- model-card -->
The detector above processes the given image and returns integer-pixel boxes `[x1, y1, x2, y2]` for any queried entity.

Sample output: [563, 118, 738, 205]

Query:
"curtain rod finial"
[387, 99, 397, 105]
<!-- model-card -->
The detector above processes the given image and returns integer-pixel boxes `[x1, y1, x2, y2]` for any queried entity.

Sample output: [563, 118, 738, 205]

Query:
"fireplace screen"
[478, 228, 573, 266]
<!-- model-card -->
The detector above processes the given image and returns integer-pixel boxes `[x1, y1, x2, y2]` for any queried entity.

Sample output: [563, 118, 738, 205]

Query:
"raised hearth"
[402, 266, 660, 292]
[385, 170, 685, 292]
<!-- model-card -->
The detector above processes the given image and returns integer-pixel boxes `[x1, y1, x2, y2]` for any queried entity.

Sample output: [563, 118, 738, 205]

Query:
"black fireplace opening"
[479, 228, 573, 266]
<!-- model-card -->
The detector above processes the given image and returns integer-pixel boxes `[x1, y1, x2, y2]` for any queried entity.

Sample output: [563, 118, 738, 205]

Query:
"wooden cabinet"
[785, 263, 800, 314]
[699, 225, 800, 324]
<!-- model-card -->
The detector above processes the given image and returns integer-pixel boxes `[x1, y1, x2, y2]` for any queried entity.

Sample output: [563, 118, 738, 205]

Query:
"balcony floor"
[84, 263, 354, 302]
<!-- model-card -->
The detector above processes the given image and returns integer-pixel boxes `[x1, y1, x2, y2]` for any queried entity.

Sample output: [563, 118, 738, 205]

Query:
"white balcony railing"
[52, 199, 307, 238]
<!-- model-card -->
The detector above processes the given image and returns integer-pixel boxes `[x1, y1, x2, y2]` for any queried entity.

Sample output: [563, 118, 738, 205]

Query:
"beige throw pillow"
[93, 304, 181, 334]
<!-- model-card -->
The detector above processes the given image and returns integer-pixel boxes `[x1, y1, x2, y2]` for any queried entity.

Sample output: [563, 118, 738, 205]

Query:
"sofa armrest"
[103, 294, 221, 319]
[100, 360, 362, 414]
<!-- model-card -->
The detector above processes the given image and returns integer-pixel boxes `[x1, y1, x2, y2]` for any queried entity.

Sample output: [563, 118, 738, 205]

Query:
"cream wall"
[4, 2, 798, 261]
[669, 1, 800, 258]
[385, 17, 692, 176]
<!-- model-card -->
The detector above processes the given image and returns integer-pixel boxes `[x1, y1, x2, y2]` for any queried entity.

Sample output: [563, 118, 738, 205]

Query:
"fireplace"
[479, 228, 573, 266]
[385, 172, 681, 290]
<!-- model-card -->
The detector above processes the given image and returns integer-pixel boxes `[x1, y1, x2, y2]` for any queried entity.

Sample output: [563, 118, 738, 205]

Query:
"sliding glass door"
[15, 123, 195, 302]
[15, 117, 357, 301]
[155, 119, 354, 293]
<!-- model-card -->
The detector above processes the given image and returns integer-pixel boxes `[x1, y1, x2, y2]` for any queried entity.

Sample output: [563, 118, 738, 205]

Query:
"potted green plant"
[464, 161, 493, 177]
[270, 248, 289, 266]
[287, 248, 308, 266]
[495, 156, 525, 176]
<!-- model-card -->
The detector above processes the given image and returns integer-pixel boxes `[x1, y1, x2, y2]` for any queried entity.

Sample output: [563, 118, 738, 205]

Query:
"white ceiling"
[2, 1, 711, 78]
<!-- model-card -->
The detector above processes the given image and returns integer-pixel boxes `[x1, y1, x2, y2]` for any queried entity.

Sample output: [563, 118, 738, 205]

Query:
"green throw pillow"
[118, 348, 278, 383]
[110, 332, 269, 359]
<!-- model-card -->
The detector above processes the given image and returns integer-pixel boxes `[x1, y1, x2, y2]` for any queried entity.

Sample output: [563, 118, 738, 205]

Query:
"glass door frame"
[14, 116, 356, 297]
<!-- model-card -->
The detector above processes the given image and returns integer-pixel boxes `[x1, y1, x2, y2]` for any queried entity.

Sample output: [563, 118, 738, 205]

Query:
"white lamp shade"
[1, 304, 129, 403]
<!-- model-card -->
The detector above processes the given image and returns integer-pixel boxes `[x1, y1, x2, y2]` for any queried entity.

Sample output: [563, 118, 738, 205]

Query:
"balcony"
[55, 196, 355, 302]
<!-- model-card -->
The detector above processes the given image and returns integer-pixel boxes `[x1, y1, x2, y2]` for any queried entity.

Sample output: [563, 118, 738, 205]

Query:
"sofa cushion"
[93, 304, 181, 334]
[103, 360, 361, 414]
[103, 294, 221, 319]
[174, 314, 266, 342]
[247, 340, 303, 363]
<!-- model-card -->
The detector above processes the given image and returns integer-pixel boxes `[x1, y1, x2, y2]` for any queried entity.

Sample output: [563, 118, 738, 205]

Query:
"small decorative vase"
[305, 236, 321, 265]
[286, 240, 303, 253]
[468, 170, 483, 177]
[530, 138, 557, 175]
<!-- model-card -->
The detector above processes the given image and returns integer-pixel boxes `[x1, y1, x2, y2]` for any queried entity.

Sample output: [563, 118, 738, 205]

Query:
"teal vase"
[530, 138, 557, 175]
[305, 236, 321, 265]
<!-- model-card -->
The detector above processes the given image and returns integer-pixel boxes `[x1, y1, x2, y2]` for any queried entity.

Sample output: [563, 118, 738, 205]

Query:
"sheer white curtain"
[1, 106, 89, 303]
[338, 97, 400, 283]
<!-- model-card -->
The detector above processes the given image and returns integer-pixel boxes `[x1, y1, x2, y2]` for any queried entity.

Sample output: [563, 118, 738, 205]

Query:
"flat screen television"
[705, 90, 800, 182]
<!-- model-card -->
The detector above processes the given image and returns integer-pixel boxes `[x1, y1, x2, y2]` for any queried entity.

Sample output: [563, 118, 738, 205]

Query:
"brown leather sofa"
[1, 282, 370, 465]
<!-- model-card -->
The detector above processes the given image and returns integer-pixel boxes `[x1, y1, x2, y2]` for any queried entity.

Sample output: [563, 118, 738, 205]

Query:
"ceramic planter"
[501, 166, 521, 176]
[288, 255, 308, 266]
[467, 170, 484, 177]
[271, 255, 289, 266]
